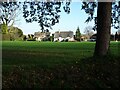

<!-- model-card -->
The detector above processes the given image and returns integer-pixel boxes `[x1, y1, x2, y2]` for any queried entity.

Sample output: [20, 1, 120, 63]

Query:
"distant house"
[54, 31, 74, 42]
[81, 34, 90, 41]
[34, 32, 50, 41]
[90, 34, 116, 41]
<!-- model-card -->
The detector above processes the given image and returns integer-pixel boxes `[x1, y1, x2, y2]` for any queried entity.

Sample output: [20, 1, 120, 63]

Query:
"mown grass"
[2, 41, 120, 88]
[2, 41, 95, 68]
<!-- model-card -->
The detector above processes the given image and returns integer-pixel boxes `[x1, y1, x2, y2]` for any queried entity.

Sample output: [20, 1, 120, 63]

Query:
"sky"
[14, 1, 118, 35]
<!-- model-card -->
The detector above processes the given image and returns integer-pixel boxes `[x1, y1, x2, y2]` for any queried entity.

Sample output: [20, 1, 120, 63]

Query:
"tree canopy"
[0, 1, 20, 33]
[22, 0, 71, 32]
[81, 1, 120, 30]
[0, 1, 20, 24]
[1, 1, 119, 32]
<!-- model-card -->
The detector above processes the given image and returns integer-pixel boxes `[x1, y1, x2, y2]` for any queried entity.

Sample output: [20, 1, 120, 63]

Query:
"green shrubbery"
[1, 24, 24, 41]
[0, 23, 8, 34]
[2, 33, 11, 41]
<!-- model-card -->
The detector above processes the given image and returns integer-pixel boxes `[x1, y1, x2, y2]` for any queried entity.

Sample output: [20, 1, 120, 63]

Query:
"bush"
[27, 39, 36, 41]
[1, 25, 24, 41]
[15, 37, 24, 41]
[64, 39, 68, 42]
[2, 33, 11, 41]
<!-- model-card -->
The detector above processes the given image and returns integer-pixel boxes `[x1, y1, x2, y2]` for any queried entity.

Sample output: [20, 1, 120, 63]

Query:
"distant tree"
[84, 26, 94, 38]
[2, 26, 23, 41]
[51, 34, 54, 42]
[2, 33, 11, 41]
[9, 26, 23, 37]
[23, 35, 27, 41]
[12, 27, 23, 41]
[1, 23, 7, 34]
[0, 1, 20, 33]
[115, 32, 118, 41]
[75, 27, 81, 41]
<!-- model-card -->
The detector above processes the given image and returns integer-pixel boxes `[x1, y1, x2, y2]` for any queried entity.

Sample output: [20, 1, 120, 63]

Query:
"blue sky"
[14, 2, 118, 35]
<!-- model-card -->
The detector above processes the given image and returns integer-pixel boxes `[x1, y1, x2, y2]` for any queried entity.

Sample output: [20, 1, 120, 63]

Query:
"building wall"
[54, 31, 74, 42]
[34, 32, 50, 41]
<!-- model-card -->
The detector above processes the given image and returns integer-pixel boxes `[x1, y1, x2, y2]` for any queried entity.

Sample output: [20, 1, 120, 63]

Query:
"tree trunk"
[94, 2, 112, 57]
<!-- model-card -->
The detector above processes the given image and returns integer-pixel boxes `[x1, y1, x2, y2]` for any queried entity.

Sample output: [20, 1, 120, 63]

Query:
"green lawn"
[2, 41, 119, 88]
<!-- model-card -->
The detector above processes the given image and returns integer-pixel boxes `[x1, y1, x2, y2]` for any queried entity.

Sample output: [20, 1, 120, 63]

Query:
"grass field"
[2, 41, 120, 88]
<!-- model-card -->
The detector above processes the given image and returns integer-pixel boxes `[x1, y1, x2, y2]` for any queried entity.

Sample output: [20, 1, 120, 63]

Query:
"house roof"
[54, 31, 73, 38]
[34, 32, 50, 37]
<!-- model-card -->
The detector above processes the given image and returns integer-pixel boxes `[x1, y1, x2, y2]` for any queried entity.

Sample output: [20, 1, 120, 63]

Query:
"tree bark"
[94, 2, 112, 57]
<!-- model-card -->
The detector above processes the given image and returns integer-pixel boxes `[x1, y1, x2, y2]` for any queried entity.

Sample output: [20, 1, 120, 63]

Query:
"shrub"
[2, 33, 11, 41]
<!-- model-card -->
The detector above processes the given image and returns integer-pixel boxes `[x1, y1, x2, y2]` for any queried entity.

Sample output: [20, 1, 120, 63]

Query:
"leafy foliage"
[9, 26, 23, 37]
[0, 1, 20, 34]
[111, 2, 120, 29]
[50, 34, 54, 42]
[81, 2, 120, 30]
[0, 1, 20, 24]
[22, 1, 71, 32]
[1, 22, 8, 33]
[1, 1, 120, 33]
[2, 33, 11, 41]
[27, 34, 35, 41]
[2, 26, 23, 41]
[22, 1, 120, 32]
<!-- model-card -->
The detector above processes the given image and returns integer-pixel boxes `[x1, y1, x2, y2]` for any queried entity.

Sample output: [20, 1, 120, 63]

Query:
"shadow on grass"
[2, 55, 119, 89]
[78, 55, 119, 88]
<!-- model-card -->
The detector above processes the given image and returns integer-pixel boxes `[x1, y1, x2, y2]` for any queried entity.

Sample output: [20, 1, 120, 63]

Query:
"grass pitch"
[2, 41, 119, 88]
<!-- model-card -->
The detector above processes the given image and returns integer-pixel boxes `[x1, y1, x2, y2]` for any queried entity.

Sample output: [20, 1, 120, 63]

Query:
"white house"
[54, 31, 74, 42]
[34, 32, 50, 41]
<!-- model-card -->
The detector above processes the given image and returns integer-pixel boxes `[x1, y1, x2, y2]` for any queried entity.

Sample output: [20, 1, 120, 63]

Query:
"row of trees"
[0, 1, 120, 57]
